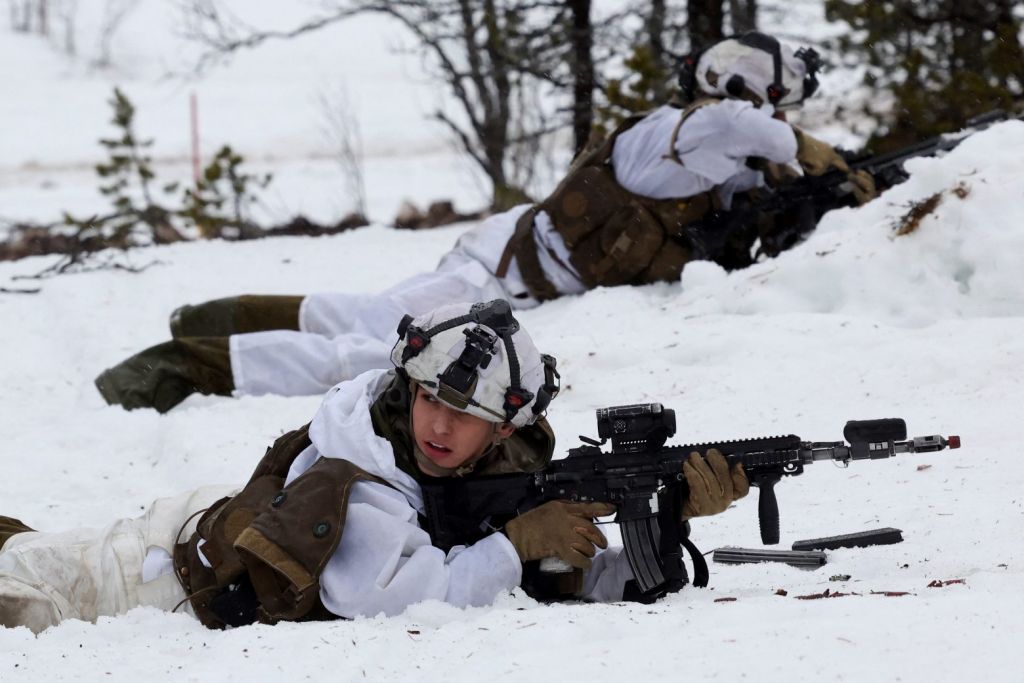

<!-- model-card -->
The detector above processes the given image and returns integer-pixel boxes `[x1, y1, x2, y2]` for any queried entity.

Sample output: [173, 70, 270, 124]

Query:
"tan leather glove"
[762, 160, 801, 187]
[504, 501, 615, 570]
[681, 448, 750, 520]
[847, 169, 877, 204]
[794, 128, 849, 176]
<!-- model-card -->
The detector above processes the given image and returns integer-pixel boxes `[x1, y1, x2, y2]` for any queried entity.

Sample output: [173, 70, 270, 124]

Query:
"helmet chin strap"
[453, 424, 507, 477]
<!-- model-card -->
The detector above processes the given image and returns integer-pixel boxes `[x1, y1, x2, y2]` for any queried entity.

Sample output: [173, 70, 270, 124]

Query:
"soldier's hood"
[304, 368, 426, 513]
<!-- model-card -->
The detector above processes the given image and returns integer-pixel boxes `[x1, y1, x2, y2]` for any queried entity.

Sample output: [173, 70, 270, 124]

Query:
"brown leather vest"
[499, 102, 718, 301]
[174, 373, 556, 628]
[172, 425, 385, 627]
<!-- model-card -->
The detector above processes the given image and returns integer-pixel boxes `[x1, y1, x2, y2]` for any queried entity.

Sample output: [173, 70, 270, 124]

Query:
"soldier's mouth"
[424, 441, 453, 456]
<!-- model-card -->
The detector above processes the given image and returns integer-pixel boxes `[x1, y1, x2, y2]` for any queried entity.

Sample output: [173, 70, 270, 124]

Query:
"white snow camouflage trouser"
[229, 254, 513, 397]
[0, 485, 235, 633]
[226, 204, 593, 399]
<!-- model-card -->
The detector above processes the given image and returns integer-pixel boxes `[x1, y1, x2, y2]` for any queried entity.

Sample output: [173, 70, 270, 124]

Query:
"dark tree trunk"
[647, 0, 666, 69]
[568, 0, 594, 156]
[646, 0, 671, 102]
[479, 0, 511, 198]
[687, 0, 724, 50]
[37, 0, 48, 36]
[729, 0, 757, 33]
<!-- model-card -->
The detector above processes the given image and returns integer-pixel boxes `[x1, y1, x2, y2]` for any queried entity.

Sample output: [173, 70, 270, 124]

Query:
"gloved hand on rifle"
[846, 169, 876, 204]
[681, 448, 750, 520]
[793, 129, 877, 204]
[504, 501, 616, 569]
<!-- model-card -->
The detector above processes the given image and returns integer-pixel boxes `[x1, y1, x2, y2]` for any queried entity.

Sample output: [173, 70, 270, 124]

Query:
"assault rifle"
[689, 108, 1022, 264]
[421, 404, 960, 595]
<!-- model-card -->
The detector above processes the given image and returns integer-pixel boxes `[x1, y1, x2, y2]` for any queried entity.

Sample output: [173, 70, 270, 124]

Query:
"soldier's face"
[411, 385, 514, 475]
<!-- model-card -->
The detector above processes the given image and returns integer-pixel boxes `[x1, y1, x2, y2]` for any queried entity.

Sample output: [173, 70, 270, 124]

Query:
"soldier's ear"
[496, 423, 516, 440]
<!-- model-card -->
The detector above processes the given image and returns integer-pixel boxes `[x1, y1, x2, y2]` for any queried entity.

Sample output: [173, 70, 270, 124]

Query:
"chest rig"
[498, 101, 719, 301]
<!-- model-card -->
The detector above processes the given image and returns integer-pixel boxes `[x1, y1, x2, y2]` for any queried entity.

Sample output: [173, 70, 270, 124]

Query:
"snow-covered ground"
[3, 2, 1023, 681]
[2, 119, 1022, 681]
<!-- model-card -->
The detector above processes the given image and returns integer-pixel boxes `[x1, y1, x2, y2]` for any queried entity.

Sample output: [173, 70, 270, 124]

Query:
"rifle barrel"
[801, 434, 959, 464]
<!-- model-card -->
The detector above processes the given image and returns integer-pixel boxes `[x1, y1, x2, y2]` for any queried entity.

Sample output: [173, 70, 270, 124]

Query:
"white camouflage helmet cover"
[391, 301, 555, 428]
[696, 34, 811, 108]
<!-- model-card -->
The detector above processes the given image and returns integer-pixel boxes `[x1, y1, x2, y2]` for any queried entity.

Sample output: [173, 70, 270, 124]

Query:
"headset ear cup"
[766, 83, 785, 104]
[678, 53, 699, 99]
[397, 314, 414, 337]
[725, 74, 746, 98]
[803, 74, 819, 100]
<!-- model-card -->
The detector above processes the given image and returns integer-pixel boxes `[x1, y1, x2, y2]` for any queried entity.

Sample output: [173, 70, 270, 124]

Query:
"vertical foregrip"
[756, 478, 781, 545]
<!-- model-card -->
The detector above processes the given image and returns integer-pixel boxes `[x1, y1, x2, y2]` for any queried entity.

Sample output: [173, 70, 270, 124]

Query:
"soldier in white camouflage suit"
[95, 32, 874, 413]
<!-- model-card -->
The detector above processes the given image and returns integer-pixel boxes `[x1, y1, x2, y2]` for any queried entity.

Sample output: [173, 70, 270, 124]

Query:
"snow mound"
[678, 121, 1024, 324]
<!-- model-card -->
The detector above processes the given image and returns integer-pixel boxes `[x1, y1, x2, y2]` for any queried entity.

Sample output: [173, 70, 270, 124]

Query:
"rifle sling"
[682, 537, 709, 588]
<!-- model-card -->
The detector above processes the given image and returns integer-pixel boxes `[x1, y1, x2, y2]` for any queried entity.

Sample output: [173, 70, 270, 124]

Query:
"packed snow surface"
[2, 1, 1023, 680]
[2, 120, 1023, 680]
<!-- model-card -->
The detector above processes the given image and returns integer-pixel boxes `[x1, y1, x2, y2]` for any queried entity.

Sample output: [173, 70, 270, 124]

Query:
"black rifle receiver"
[421, 404, 960, 595]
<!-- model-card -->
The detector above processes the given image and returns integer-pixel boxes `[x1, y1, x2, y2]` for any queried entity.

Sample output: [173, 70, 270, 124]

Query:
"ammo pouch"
[541, 164, 706, 288]
[174, 425, 387, 628]
[502, 107, 718, 299]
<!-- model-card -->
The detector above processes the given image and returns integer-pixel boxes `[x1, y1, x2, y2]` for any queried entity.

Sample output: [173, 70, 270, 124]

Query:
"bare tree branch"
[178, 0, 371, 75]
[176, 1, 581, 207]
[317, 83, 367, 218]
[434, 110, 489, 173]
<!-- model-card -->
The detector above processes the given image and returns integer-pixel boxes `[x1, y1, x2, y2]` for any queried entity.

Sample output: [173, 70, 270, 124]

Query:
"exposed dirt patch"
[894, 192, 943, 236]
[893, 182, 972, 237]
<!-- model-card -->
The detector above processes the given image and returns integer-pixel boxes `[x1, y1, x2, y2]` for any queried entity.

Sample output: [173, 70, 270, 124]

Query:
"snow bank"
[677, 121, 1024, 323]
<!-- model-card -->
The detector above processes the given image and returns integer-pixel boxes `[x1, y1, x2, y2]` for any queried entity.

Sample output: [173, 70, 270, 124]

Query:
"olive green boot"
[169, 295, 304, 338]
[0, 516, 34, 551]
[95, 337, 234, 413]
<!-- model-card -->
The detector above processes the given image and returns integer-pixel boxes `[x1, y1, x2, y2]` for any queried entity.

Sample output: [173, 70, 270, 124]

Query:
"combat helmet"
[391, 300, 559, 428]
[679, 31, 821, 108]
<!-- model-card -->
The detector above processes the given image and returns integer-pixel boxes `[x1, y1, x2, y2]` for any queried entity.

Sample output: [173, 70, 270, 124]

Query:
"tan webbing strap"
[496, 207, 561, 302]
[513, 236, 561, 303]
[495, 206, 536, 279]
[663, 98, 720, 166]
